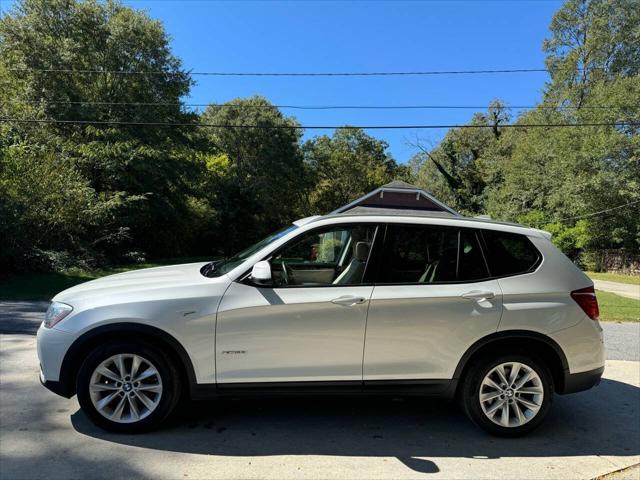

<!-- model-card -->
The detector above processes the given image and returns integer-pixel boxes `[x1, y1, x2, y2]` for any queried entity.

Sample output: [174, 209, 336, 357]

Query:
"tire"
[460, 354, 553, 437]
[76, 341, 181, 433]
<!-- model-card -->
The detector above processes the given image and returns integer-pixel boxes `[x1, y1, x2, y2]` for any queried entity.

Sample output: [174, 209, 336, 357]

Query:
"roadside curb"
[592, 463, 640, 480]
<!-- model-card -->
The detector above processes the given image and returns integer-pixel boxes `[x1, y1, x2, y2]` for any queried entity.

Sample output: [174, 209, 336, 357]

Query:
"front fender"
[56, 322, 200, 398]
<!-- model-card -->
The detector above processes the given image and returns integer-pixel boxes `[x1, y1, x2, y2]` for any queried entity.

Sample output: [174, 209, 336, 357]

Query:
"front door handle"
[461, 290, 495, 301]
[331, 295, 366, 306]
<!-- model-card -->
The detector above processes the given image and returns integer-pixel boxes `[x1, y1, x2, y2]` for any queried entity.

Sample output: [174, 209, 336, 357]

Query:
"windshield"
[202, 224, 298, 277]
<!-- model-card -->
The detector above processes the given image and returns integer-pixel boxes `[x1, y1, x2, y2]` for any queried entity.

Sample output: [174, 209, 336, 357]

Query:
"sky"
[3, 0, 563, 162]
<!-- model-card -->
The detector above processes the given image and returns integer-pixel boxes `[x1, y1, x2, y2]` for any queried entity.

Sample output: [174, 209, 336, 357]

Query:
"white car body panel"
[497, 236, 593, 332]
[37, 213, 605, 395]
[216, 281, 373, 383]
[48, 262, 231, 384]
[364, 279, 503, 380]
[37, 324, 74, 381]
[549, 317, 605, 373]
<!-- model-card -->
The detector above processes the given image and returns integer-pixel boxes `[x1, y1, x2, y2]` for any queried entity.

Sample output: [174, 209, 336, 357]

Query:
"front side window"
[379, 225, 459, 283]
[270, 224, 377, 286]
[481, 230, 541, 277]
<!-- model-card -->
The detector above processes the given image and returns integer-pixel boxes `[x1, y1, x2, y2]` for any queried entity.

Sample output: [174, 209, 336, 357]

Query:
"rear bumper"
[559, 366, 604, 394]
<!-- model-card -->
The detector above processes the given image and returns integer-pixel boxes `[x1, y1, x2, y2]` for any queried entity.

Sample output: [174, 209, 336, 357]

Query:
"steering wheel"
[280, 259, 290, 285]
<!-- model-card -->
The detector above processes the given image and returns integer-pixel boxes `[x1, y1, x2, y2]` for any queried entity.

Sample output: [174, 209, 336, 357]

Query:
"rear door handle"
[461, 290, 495, 301]
[331, 295, 366, 306]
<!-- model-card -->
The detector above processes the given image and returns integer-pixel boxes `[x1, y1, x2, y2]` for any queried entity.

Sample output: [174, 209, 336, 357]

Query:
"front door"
[216, 223, 379, 384]
[363, 224, 503, 381]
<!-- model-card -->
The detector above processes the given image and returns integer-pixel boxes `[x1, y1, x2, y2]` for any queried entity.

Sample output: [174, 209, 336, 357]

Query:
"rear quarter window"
[481, 230, 541, 277]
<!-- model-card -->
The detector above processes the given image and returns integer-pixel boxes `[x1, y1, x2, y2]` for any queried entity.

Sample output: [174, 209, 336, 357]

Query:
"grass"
[0, 257, 210, 301]
[586, 271, 640, 285]
[596, 291, 640, 323]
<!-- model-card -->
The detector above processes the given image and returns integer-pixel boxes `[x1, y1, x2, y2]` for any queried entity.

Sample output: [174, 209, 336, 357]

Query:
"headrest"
[354, 241, 370, 262]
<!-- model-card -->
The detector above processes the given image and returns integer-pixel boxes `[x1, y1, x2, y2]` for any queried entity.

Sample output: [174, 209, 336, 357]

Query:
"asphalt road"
[0, 301, 49, 335]
[1, 300, 637, 360]
[593, 280, 640, 301]
[0, 334, 638, 480]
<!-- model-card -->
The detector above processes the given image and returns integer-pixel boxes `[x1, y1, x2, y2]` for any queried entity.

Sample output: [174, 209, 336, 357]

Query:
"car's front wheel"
[76, 341, 181, 433]
[461, 354, 553, 437]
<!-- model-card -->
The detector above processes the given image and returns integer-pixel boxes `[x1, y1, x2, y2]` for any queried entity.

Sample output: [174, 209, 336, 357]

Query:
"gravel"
[602, 321, 640, 361]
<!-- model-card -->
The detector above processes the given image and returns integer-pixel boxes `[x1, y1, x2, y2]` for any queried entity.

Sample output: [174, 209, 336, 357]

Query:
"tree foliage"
[413, 0, 639, 262]
[0, 0, 638, 274]
[0, 0, 203, 270]
[411, 101, 510, 214]
[302, 128, 409, 214]
[199, 96, 306, 254]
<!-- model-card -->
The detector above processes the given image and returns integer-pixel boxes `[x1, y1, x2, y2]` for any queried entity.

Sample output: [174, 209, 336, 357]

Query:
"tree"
[199, 96, 306, 254]
[411, 101, 510, 214]
[302, 128, 409, 214]
[410, 0, 639, 260]
[0, 0, 200, 270]
[485, 86, 639, 256]
[543, 0, 640, 106]
[0, 0, 192, 124]
[483, 0, 640, 257]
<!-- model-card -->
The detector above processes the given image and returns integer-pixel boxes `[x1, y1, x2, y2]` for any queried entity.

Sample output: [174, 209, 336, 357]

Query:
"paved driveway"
[1, 301, 639, 479]
[0, 301, 49, 334]
[1, 334, 638, 480]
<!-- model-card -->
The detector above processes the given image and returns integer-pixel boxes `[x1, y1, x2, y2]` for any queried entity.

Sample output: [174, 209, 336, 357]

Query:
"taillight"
[571, 286, 600, 320]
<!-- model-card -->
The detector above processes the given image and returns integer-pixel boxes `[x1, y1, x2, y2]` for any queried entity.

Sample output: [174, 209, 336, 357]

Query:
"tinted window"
[481, 230, 541, 277]
[379, 225, 458, 283]
[270, 225, 377, 286]
[458, 229, 490, 281]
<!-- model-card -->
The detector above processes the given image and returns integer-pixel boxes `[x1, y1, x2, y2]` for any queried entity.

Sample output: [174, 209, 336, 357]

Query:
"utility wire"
[1, 118, 637, 129]
[7, 67, 556, 76]
[4, 99, 637, 110]
[558, 200, 640, 221]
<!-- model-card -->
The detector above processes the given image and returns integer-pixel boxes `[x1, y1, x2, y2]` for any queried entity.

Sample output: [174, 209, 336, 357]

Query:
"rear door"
[363, 224, 503, 381]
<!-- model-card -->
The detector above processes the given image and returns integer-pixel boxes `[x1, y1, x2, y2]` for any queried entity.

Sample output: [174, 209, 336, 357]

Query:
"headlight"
[44, 302, 73, 328]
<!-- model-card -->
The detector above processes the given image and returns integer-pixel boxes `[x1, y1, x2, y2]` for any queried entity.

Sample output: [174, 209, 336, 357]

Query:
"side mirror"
[250, 260, 272, 286]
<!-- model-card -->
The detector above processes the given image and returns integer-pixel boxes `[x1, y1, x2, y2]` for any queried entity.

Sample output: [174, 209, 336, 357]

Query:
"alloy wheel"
[479, 361, 544, 428]
[89, 353, 163, 423]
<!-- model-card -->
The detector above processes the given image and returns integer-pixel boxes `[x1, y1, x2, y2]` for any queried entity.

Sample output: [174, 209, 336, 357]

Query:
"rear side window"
[379, 225, 459, 283]
[481, 230, 541, 277]
[458, 229, 490, 281]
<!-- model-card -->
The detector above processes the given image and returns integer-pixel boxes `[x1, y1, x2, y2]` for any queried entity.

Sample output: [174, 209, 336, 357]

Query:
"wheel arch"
[58, 323, 197, 399]
[453, 330, 570, 394]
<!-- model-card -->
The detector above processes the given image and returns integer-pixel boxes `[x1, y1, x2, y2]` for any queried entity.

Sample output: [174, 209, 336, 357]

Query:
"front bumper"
[39, 368, 74, 398]
[37, 323, 75, 396]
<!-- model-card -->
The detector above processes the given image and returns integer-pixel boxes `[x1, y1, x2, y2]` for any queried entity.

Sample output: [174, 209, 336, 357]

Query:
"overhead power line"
[1, 118, 636, 130]
[558, 200, 640, 221]
[5, 99, 636, 110]
[7, 67, 556, 77]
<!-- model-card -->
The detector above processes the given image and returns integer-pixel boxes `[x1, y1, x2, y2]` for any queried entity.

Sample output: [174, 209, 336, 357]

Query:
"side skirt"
[190, 379, 457, 401]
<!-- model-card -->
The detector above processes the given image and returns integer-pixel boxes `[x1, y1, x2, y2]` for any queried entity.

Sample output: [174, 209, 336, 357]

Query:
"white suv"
[37, 212, 604, 436]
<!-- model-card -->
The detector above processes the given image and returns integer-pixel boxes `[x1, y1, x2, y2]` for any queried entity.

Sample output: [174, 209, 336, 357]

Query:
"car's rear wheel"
[77, 341, 181, 433]
[461, 354, 553, 437]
